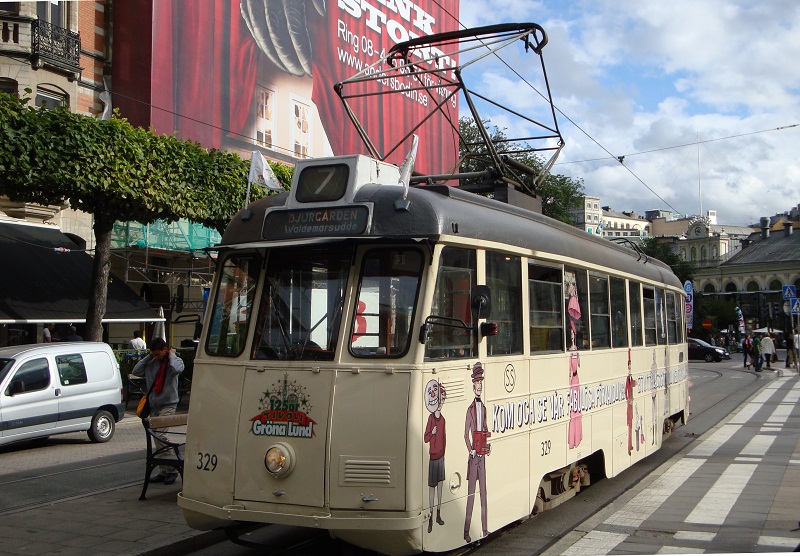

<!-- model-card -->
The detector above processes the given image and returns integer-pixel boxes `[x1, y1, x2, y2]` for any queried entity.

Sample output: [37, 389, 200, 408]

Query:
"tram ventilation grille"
[339, 457, 395, 487]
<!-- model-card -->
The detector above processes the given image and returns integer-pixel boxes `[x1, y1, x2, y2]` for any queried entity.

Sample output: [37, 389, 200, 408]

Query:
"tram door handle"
[54, 388, 62, 397]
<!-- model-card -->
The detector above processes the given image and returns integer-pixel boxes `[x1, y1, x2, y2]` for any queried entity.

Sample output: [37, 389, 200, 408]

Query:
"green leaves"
[0, 92, 291, 229]
[458, 117, 585, 224]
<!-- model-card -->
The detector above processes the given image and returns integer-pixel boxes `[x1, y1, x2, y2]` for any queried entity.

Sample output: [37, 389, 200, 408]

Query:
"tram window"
[656, 288, 666, 344]
[629, 282, 643, 346]
[643, 287, 657, 346]
[564, 267, 589, 351]
[350, 248, 423, 358]
[528, 263, 563, 353]
[611, 277, 628, 348]
[666, 291, 679, 344]
[486, 252, 522, 356]
[589, 273, 610, 349]
[425, 247, 477, 360]
[252, 247, 351, 361]
[206, 254, 261, 357]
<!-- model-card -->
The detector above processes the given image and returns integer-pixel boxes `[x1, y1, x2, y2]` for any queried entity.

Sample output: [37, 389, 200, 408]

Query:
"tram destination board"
[262, 206, 369, 239]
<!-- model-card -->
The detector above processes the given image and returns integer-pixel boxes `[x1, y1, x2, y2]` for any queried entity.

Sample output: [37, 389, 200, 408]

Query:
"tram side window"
[589, 272, 610, 349]
[564, 267, 589, 351]
[206, 254, 261, 357]
[529, 263, 563, 353]
[424, 247, 477, 360]
[350, 248, 424, 358]
[629, 282, 643, 346]
[666, 291, 678, 344]
[486, 252, 522, 356]
[643, 286, 657, 346]
[656, 288, 666, 344]
[611, 277, 628, 348]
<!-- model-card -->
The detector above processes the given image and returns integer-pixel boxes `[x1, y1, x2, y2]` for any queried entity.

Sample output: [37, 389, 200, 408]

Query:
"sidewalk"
[543, 368, 800, 555]
[1, 481, 221, 556]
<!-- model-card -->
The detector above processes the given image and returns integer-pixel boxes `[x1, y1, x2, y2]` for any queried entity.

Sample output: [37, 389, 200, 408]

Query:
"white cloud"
[454, 0, 800, 225]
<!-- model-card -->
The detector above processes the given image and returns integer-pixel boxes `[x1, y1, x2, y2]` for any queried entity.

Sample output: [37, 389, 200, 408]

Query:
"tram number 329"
[197, 452, 218, 471]
[541, 440, 551, 456]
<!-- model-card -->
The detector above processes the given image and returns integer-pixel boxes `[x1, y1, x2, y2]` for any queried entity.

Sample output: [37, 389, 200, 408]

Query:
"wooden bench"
[139, 413, 188, 500]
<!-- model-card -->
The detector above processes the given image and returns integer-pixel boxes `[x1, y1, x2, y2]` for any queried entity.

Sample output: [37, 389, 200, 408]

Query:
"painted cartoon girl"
[567, 276, 581, 351]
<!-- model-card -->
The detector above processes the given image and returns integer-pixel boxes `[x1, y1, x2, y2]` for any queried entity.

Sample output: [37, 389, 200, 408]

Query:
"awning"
[0, 221, 162, 324]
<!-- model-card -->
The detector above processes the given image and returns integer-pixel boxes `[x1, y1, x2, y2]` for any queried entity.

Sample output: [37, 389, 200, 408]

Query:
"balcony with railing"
[32, 18, 80, 75]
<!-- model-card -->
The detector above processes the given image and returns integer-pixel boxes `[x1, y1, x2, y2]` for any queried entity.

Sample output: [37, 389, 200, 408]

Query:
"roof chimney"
[760, 217, 770, 240]
[785, 222, 794, 237]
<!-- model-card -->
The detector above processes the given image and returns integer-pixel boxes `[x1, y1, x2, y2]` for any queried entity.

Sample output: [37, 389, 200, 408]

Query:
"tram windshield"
[252, 246, 352, 361]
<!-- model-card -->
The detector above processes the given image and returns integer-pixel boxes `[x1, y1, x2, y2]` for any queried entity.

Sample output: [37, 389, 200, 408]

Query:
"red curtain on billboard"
[149, 0, 460, 175]
[307, 2, 460, 174]
[151, 0, 257, 149]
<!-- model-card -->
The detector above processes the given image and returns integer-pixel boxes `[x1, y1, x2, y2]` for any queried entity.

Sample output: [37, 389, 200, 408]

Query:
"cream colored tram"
[178, 154, 689, 555]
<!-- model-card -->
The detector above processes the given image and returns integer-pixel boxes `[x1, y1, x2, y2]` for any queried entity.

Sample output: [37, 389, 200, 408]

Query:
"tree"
[458, 117, 585, 224]
[0, 92, 290, 341]
[638, 237, 697, 285]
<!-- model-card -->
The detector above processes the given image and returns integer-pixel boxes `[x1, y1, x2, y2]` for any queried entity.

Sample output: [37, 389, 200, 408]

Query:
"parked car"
[0, 342, 125, 446]
[688, 337, 731, 362]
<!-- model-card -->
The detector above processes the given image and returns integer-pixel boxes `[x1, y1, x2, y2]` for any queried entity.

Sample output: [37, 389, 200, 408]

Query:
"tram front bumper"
[178, 492, 425, 531]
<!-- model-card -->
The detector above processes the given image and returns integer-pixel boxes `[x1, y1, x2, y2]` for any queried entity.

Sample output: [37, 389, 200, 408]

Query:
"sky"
[455, 0, 800, 227]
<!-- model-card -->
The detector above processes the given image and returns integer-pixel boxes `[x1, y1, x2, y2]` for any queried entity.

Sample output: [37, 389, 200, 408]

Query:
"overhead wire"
[427, 1, 800, 216]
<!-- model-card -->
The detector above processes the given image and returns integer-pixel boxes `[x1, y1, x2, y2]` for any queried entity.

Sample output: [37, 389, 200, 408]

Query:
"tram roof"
[222, 184, 682, 290]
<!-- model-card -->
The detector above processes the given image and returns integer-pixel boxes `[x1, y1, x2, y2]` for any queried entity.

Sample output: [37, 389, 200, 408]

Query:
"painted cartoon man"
[650, 351, 658, 445]
[464, 362, 490, 543]
[424, 379, 447, 533]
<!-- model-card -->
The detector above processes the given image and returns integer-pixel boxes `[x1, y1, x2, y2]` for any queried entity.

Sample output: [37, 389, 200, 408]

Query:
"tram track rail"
[0, 452, 142, 516]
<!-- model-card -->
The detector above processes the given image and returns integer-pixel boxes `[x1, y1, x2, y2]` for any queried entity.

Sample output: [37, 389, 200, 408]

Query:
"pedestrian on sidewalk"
[794, 329, 800, 370]
[760, 333, 776, 369]
[132, 338, 185, 484]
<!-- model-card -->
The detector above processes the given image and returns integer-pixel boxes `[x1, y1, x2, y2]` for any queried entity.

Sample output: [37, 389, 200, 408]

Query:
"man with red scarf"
[132, 337, 185, 484]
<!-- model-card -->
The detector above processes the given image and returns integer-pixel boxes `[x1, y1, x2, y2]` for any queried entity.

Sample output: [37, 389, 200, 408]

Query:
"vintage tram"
[177, 152, 689, 555]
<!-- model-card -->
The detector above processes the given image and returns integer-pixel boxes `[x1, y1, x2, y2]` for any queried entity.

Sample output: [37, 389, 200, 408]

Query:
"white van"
[0, 342, 125, 446]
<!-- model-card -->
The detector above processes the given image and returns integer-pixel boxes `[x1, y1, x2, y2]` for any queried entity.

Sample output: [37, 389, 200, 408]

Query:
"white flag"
[248, 151, 283, 192]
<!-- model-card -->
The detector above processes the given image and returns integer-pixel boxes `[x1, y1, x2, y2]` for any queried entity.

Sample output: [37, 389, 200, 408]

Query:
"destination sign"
[262, 206, 369, 239]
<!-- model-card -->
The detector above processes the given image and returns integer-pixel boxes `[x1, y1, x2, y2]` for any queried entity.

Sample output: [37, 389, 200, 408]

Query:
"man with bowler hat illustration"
[464, 362, 490, 542]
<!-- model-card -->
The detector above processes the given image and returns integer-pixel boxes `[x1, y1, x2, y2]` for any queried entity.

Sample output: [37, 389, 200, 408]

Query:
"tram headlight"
[264, 442, 296, 478]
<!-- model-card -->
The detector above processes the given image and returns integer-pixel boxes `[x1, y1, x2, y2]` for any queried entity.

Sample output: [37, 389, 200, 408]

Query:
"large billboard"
[123, 0, 459, 174]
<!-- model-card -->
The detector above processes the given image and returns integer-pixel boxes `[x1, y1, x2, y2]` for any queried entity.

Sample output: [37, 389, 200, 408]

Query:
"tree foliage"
[0, 92, 291, 340]
[638, 237, 697, 285]
[458, 117, 585, 224]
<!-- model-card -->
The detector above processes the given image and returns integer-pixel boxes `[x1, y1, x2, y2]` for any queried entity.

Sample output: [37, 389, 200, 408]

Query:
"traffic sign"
[792, 298, 800, 315]
[783, 285, 797, 300]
